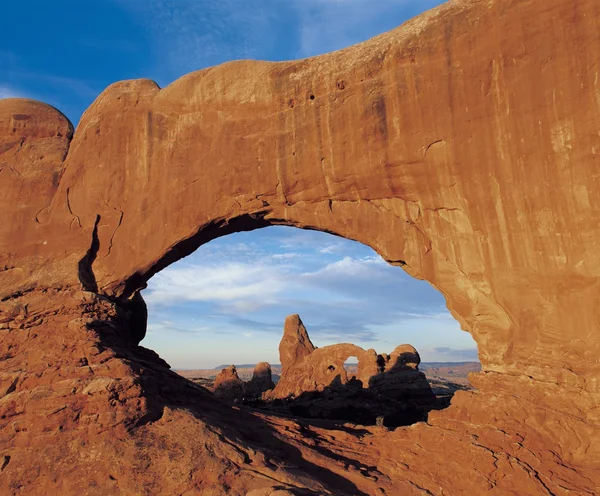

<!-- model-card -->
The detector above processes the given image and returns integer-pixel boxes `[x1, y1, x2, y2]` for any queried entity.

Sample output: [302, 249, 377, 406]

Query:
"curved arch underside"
[0, 0, 599, 493]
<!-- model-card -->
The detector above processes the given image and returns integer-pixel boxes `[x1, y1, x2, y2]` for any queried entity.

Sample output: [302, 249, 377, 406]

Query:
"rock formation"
[246, 362, 275, 396]
[262, 315, 436, 426]
[1, 0, 600, 493]
[213, 365, 245, 401]
[213, 362, 275, 402]
[385, 344, 420, 371]
[369, 344, 433, 402]
[269, 315, 434, 405]
[279, 314, 316, 374]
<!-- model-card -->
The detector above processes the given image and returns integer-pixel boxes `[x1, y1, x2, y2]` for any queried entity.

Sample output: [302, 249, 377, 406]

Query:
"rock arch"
[0, 0, 599, 493]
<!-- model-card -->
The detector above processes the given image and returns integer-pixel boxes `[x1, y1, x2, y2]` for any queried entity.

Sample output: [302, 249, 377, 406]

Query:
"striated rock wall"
[0, 0, 599, 493]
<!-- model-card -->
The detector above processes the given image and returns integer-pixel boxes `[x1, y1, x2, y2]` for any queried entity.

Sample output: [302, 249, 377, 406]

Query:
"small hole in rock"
[309, 94, 315, 100]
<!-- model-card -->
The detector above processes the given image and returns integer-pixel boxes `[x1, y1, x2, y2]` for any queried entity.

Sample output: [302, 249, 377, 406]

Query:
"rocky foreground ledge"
[1, 0, 600, 494]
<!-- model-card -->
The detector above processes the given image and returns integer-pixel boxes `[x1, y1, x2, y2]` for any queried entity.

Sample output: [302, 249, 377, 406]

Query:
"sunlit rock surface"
[1, 0, 599, 493]
[270, 314, 433, 403]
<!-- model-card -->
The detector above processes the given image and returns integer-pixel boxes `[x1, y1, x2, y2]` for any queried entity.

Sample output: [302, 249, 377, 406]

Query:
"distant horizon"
[175, 360, 482, 371]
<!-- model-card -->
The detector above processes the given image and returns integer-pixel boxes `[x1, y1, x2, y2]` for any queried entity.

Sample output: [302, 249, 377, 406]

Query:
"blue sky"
[144, 227, 478, 368]
[1, 0, 478, 368]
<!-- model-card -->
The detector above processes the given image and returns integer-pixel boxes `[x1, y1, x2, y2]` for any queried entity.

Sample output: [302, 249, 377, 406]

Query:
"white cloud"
[145, 253, 394, 310]
[146, 320, 213, 336]
[269, 252, 301, 260]
[318, 242, 345, 254]
[144, 261, 287, 307]
[141, 228, 476, 368]
[143, 243, 453, 344]
[306, 255, 385, 278]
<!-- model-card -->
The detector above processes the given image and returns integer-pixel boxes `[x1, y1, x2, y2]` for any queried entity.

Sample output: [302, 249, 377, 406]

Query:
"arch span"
[0, 0, 599, 493]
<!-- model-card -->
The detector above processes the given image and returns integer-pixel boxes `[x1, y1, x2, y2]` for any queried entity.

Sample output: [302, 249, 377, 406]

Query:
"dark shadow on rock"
[88, 314, 368, 496]
[245, 363, 446, 429]
[249, 344, 453, 429]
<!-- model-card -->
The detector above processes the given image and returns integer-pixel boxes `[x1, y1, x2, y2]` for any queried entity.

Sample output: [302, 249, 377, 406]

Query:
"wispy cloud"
[146, 320, 214, 336]
[0, 85, 24, 99]
[117, 0, 289, 83]
[117, 0, 446, 85]
[21, 72, 100, 100]
[141, 227, 476, 367]
[292, 0, 446, 58]
[143, 230, 454, 345]
[144, 261, 288, 308]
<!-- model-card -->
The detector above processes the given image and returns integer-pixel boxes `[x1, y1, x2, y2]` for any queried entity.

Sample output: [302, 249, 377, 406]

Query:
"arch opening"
[140, 225, 480, 428]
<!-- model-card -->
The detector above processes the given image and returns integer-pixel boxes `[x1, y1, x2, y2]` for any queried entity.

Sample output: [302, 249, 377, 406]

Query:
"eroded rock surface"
[1, 0, 600, 493]
[270, 315, 433, 404]
[262, 315, 436, 426]
[279, 314, 316, 375]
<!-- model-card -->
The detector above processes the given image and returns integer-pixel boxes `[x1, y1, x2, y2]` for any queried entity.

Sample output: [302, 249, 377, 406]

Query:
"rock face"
[279, 314, 316, 374]
[385, 344, 420, 371]
[1, 0, 600, 494]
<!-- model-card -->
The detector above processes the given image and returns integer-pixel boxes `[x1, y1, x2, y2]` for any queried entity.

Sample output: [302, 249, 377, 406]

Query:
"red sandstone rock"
[213, 365, 245, 401]
[1, 0, 600, 493]
[247, 361, 275, 396]
[270, 315, 433, 407]
[262, 315, 435, 427]
[279, 314, 316, 375]
[385, 344, 420, 371]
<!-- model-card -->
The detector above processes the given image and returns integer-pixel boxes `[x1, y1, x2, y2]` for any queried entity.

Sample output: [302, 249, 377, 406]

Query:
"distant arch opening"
[140, 225, 480, 427]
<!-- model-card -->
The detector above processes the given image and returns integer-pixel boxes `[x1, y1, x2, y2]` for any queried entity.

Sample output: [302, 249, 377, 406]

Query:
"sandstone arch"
[1, 0, 599, 493]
